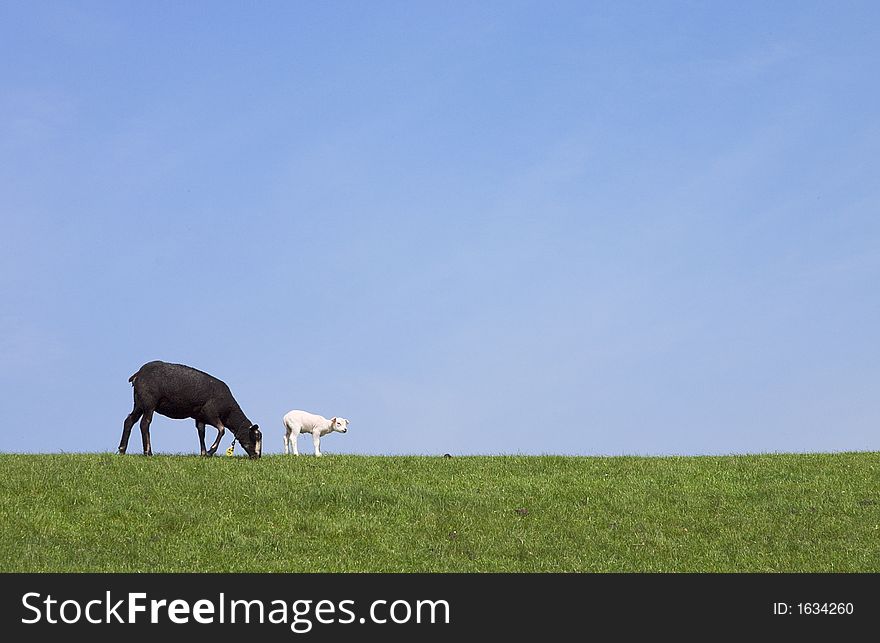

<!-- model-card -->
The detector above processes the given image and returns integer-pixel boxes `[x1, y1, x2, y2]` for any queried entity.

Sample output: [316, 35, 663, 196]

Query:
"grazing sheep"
[283, 410, 349, 456]
[119, 360, 262, 458]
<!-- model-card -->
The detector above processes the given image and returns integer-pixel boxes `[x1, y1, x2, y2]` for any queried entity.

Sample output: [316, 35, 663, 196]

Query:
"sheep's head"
[330, 417, 349, 434]
[236, 424, 262, 458]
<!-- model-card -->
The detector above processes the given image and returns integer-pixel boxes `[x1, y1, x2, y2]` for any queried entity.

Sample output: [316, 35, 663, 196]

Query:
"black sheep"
[119, 360, 262, 458]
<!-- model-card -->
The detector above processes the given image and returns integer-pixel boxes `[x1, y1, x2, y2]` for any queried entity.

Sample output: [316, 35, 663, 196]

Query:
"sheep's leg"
[139, 409, 154, 456]
[313, 430, 322, 457]
[118, 407, 143, 454]
[196, 421, 207, 456]
[206, 422, 225, 456]
[283, 426, 290, 455]
[286, 426, 301, 455]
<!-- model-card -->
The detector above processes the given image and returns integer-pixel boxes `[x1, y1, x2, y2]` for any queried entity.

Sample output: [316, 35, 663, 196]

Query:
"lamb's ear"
[251, 424, 260, 432]
[330, 417, 337, 424]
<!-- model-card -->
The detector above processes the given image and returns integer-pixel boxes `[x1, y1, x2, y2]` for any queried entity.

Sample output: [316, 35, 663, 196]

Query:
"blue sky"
[2, 1, 878, 456]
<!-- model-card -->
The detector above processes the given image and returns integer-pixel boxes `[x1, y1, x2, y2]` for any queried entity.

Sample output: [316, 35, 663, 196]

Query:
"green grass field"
[1, 452, 877, 572]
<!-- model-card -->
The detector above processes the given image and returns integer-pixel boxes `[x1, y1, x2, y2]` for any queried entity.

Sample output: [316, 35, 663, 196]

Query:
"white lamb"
[283, 410, 349, 457]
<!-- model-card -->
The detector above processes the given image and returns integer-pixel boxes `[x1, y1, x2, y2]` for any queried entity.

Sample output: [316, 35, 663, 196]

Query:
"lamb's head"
[330, 417, 349, 434]
[235, 424, 263, 458]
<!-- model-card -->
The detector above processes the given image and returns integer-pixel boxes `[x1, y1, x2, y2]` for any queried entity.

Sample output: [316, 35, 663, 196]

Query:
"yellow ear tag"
[226, 440, 235, 457]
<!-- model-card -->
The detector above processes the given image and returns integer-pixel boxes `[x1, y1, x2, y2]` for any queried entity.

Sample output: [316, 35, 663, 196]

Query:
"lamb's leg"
[289, 426, 301, 456]
[139, 409, 154, 456]
[283, 425, 291, 455]
[196, 421, 207, 456]
[313, 430, 322, 457]
[119, 406, 143, 454]
[206, 422, 225, 456]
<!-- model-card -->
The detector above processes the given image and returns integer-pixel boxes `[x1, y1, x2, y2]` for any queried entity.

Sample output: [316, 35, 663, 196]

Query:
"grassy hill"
[1, 452, 877, 572]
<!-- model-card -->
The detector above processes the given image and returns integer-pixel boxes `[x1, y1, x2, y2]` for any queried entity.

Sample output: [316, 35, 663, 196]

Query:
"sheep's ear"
[330, 417, 337, 424]
[251, 424, 260, 432]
